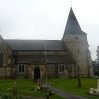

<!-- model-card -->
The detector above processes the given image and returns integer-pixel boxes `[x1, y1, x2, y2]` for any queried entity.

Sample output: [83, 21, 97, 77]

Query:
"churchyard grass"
[0, 79, 65, 99]
[1, 78, 99, 99]
[47, 78, 99, 99]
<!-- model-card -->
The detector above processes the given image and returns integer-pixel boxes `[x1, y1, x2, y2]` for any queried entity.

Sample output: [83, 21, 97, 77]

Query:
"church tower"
[62, 7, 93, 77]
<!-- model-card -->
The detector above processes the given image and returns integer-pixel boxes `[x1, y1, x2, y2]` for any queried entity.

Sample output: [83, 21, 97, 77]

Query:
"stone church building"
[0, 8, 93, 79]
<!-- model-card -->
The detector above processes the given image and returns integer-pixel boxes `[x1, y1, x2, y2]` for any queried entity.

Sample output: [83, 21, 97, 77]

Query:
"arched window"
[62, 65, 64, 72]
[22, 65, 24, 72]
[19, 65, 21, 72]
[18, 65, 25, 72]
[59, 64, 64, 72]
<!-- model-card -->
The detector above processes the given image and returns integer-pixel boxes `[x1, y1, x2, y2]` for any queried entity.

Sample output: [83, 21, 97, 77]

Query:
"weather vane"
[70, 0, 72, 7]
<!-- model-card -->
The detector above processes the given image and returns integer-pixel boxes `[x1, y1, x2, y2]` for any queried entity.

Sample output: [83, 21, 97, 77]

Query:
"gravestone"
[46, 92, 49, 99]
[13, 82, 17, 98]
[97, 79, 99, 90]
[89, 79, 99, 95]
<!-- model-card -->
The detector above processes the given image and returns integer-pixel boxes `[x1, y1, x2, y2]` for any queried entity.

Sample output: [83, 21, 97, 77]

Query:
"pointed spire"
[62, 7, 86, 39]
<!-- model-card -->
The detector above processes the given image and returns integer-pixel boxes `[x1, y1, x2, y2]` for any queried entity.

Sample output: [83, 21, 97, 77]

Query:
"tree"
[66, 64, 72, 78]
[92, 60, 99, 76]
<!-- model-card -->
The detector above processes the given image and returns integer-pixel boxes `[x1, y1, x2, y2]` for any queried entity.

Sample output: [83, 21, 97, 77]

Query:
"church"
[0, 7, 93, 79]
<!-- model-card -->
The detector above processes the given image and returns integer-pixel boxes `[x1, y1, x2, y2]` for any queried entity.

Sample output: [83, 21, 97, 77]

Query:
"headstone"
[97, 79, 99, 90]
[13, 82, 17, 98]
[89, 88, 94, 94]
[46, 92, 49, 99]
[89, 79, 99, 95]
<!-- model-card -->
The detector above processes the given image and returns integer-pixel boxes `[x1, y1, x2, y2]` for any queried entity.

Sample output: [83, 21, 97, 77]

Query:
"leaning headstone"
[13, 82, 17, 98]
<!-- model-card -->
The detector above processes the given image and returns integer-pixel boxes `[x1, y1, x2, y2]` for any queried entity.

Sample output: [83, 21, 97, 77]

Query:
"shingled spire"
[62, 7, 86, 39]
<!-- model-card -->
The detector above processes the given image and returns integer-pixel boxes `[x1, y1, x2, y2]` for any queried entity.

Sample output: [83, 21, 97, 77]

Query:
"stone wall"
[0, 36, 12, 67]
[0, 68, 7, 78]
[0, 34, 91, 78]
[47, 64, 56, 77]
[28, 64, 45, 79]
[15, 64, 28, 78]
[0, 36, 13, 78]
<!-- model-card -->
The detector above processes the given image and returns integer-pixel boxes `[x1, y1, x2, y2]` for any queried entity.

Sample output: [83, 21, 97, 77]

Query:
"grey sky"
[0, 0, 99, 60]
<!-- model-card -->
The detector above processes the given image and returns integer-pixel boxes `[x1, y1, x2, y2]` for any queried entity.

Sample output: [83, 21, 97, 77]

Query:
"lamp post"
[45, 44, 48, 88]
[45, 44, 49, 99]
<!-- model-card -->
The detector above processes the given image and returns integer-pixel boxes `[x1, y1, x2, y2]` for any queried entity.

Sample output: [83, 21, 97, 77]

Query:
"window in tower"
[76, 37, 78, 40]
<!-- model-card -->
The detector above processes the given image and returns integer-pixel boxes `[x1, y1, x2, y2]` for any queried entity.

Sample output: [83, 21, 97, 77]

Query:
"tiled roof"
[17, 55, 75, 64]
[5, 40, 67, 51]
[62, 7, 86, 39]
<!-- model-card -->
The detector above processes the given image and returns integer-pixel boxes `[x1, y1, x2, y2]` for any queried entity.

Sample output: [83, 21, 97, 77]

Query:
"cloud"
[0, 0, 99, 60]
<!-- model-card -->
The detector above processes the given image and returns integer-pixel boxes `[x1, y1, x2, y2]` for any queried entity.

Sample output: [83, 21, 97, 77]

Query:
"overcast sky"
[0, 0, 99, 60]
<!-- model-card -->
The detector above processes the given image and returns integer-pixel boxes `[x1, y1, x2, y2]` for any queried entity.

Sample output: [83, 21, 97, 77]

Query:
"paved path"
[42, 82, 88, 99]
[52, 87, 88, 99]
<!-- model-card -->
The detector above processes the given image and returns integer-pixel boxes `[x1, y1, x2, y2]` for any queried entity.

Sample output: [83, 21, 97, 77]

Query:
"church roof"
[17, 55, 75, 64]
[5, 40, 67, 51]
[62, 7, 86, 39]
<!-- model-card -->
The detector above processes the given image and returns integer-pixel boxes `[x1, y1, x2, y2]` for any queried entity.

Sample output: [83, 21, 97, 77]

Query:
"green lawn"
[0, 78, 98, 99]
[47, 78, 99, 99]
[0, 79, 65, 99]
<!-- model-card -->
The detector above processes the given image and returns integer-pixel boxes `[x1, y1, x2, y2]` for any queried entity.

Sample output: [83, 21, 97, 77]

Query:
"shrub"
[7, 88, 13, 91]
[0, 93, 12, 99]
